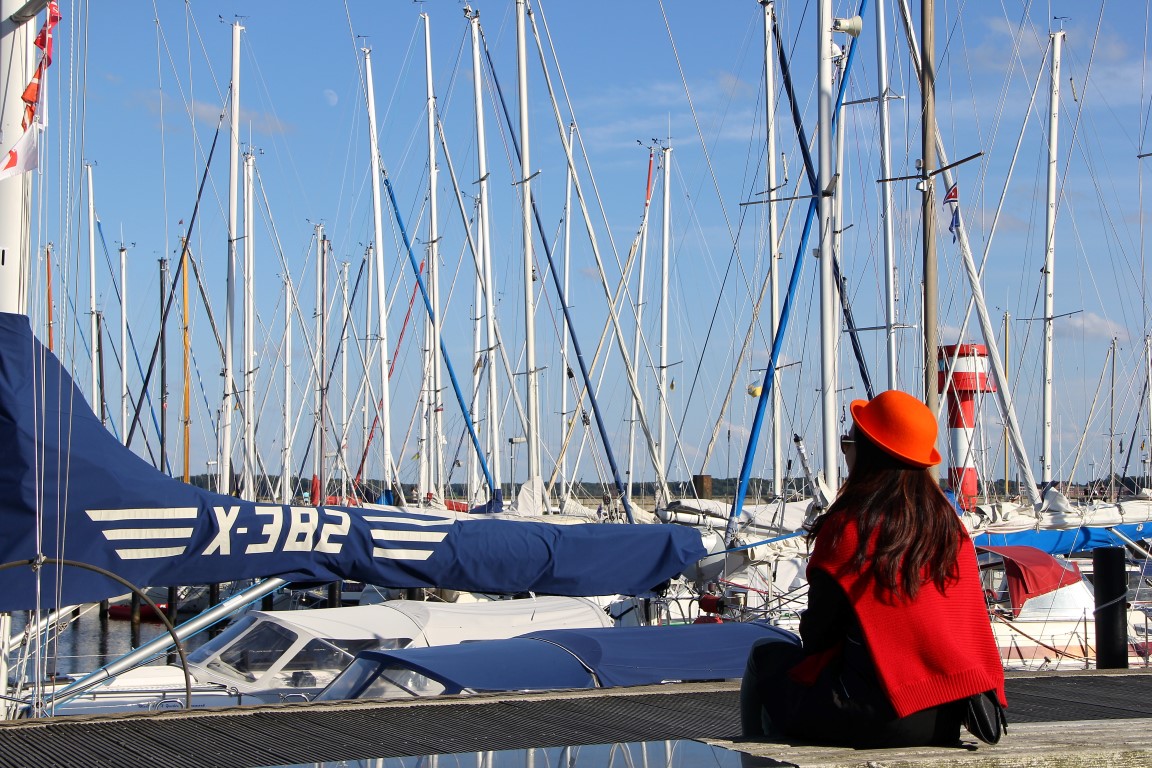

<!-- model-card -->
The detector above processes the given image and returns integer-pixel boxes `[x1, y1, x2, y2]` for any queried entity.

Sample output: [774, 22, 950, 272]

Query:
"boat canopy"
[316, 622, 799, 700]
[976, 545, 1084, 618]
[0, 314, 707, 610]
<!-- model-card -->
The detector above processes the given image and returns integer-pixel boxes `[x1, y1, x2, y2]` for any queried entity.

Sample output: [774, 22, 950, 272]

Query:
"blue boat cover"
[971, 524, 1150, 555]
[322, 622, 799, 698]
[0, 313, 707, 610]
[522, 622, 799, 687]
[340, 638, 597, 696]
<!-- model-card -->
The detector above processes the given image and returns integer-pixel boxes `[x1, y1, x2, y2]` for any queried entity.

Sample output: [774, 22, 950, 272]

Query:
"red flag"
[942, 183, 959, 206]
[309, 474, 321, 506]
[20, 2, 62, 130]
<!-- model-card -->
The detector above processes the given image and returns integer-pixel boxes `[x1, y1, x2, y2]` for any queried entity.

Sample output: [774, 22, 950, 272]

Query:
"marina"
[3, 0, 1152, 764]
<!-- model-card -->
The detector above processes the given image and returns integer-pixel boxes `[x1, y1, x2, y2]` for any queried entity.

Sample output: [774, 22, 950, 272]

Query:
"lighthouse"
[937, 344, 995, 510]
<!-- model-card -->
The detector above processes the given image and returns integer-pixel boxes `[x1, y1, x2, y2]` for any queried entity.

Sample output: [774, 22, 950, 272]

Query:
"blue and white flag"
[0, 314, 706, 610]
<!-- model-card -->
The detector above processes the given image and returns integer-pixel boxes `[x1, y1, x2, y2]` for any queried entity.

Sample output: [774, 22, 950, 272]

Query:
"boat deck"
[2, 668, 1152, 767]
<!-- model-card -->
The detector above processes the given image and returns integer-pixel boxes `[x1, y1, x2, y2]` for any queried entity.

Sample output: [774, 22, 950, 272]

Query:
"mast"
[659, 145, 672, 499]
[181, 239, 190, 482]
[0, 0, 39, 317]
[86, 165, 97, 405]
[314, 225, 326, 504]
[423, 13, 444, 503]
[1041, 30, 1064, 485]
[158, 258, 168, 472]
[763, 2, 782, 498]
[561, 122, 575, 500]
[817, 0, 839, 490]
[468, 7, 502, 506]
[1110, 336, 1116, 501]
[281, 273, 292, 504]
[921, 0, 940, 462]
[242, 150, 255, 500]
[340, 261, 349, 503]
[516, 0, 542, 498]
[627, 148, 656, 499]
[363, 48, 395, 505]
[120, 244, 129, 441]
[875, 0, 899, 388]
[219, 19, 242, 495]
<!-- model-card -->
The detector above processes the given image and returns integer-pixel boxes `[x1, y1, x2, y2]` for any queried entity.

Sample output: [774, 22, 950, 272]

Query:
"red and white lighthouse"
[937, 344, 996, 510]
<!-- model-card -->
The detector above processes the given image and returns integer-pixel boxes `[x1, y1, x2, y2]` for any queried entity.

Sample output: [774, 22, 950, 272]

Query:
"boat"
[28, 595, 614, 716]
[314, 621, 798, 702]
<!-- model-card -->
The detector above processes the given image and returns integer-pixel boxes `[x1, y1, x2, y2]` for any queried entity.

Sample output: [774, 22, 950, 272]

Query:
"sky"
[18, 0, 1152, 503]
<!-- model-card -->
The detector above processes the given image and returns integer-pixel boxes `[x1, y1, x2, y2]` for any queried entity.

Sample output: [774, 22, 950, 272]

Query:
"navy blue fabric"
[0, 313, 707, 610]
[521, 622, 799, 687]
[328, 622, 796, 696]
[347, 640, 596, 694]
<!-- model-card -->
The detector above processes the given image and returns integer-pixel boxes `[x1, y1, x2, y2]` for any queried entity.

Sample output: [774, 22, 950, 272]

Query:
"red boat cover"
[976, 545, 1083, 617]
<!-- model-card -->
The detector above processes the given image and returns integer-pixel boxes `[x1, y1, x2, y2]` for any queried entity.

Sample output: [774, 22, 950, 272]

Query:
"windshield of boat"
[186, 614, 258, 667]
[353, 664, 448, 700]
[268, 637, 382, 690]
[204, 619, 300, 683]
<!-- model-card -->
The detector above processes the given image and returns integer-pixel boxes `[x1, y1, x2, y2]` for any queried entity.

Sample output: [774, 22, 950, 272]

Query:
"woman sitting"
[740, 389, 1006, 747]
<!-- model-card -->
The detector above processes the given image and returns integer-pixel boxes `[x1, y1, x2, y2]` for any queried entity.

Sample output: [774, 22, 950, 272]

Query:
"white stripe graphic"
[115, 546, 188, 559]
[369, 530, 447, 544]
[371, 547, 436, 560]
[362, 515, 451, 527]
[87, 508, 198, 521]
[103, 528, 194, 540]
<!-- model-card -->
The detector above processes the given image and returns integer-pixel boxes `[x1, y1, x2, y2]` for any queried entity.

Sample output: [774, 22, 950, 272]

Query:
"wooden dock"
[1, 669, 1151, 767]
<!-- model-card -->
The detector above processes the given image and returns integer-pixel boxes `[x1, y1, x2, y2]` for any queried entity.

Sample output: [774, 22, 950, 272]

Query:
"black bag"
[963, 690, 1008, 744]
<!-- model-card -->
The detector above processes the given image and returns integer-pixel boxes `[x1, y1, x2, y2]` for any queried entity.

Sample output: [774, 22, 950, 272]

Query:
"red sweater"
[804, 510, 1006, 718]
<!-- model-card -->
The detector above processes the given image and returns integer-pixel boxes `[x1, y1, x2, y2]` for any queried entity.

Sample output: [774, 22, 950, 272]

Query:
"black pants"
[739, 637, 963, 748]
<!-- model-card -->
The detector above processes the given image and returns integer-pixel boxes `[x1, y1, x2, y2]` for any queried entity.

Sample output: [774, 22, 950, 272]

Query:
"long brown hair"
[809, 428, 964, 598]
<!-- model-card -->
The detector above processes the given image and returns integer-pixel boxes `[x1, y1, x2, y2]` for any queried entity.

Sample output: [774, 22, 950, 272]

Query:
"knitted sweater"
[805, 510, 1006, 718]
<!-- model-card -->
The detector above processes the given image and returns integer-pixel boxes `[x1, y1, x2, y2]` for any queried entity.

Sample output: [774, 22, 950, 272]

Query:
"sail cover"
[0, 313, 706, 610]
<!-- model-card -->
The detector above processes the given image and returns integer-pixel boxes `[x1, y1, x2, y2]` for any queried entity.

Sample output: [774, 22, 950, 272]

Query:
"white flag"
[0, 125, 40, 182]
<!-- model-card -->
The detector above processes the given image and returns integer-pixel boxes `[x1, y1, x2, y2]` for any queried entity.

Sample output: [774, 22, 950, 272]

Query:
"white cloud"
[1055, 310, 1128, 341]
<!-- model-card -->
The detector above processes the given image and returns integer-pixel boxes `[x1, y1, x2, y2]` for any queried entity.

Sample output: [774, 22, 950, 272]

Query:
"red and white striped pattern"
[938, 345, 994, 509]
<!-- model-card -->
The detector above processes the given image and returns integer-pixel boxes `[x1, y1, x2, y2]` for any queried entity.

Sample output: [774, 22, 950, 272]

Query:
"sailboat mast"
[363, 48, 395, 504]
[468, 8, 502, 504]
[314, 225, 326, 503]
[242, 151, 255, 500]
[120, 244, 129, 441]
[182, 240, 190, 482]
[921, 0, 940, 441]
[561, 122, 575, 498]
[874, 0, 899, 389]
[219, 19, 242, 495]
[817, 0, 839, 491]
[763, 2, 782, 498]
[423, 13, 444, 503]
[1041, 30, 1064, 485]
[659, 145, 672, 497]
[627, 148, 655, 499]
[516, 0, 542, 496]
[86, 164, 98, 405]
[340, 261, 349, 503]
[0, 0, 38, 317]
[281, 273, 292, 504]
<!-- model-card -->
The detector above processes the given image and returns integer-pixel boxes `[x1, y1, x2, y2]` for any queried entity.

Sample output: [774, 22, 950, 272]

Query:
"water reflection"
[263, 740, 758, 768]
[7, 605, 211, 678]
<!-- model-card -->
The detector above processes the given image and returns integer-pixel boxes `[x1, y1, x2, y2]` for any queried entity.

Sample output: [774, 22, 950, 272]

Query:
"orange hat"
[849, 390, 942, 468]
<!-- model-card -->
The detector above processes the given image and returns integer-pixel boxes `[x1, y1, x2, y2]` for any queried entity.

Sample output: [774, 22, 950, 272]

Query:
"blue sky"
[25, 0, 1152, 498]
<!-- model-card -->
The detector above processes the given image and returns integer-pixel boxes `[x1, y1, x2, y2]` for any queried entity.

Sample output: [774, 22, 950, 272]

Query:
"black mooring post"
[1093, 546, 1129, 669]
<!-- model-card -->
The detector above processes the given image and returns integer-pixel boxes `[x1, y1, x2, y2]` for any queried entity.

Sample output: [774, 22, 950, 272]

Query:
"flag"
[943, 183, 960, 242]
[20, 1, 62, 130]
[0, 124, 40, 182]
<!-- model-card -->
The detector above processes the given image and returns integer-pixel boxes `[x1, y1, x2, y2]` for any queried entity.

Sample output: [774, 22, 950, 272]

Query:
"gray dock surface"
[2, 669, 1151, 767]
